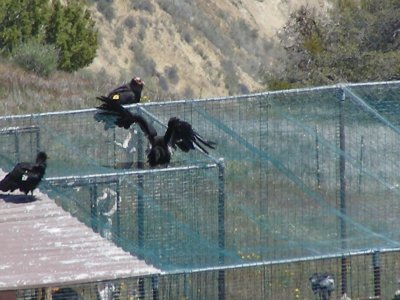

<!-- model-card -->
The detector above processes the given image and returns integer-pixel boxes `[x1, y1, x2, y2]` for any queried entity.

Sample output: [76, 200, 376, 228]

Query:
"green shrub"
[0, 0, 98, 73]
[12, 40, 58, 77]
[0, 0, 50, 54]
[266, 78, 293, 91]
[46, 0, 98, 72]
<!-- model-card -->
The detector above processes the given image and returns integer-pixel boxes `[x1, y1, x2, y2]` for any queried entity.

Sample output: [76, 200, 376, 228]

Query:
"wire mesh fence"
[45, 163, 223, 271]
[0, 81, 400, 299]
[13, 251, 400, 299]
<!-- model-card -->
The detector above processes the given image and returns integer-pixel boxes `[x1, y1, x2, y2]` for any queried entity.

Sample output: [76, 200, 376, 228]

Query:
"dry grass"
[0, 60, 119, 116]
[0, 0, 329, 116]
[86, 0, 328, 99]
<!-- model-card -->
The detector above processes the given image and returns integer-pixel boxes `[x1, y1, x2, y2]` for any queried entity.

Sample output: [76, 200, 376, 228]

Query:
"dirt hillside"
[85, 0, 327, 100]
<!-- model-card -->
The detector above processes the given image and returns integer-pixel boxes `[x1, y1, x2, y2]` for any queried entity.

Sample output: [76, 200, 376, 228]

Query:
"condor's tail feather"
[193, 132, 216, 155]
[95, 96, 138, 129]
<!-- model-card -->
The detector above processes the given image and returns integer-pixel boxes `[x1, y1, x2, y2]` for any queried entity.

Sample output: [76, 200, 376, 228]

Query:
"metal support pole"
[90, 185, 98, 233]
[184, 273, 189, 299]
[358, 136, 364, 194]
[115, 181, 121, 241]
[113, 127, 117, 168]
[152, 275, 159, 300]
[136, 108, 146, 299]
[35, 128, 41, 156]
[338, 90, 347, 295]
[315, 126, 321, 190]
[137, 125, 145, 255]
[136, 107, 145, 170]
[138, 277, 145, 299]
[14, 132, 19, 162]
[217, 158, 225, 300]
[373, 250, 381, 298]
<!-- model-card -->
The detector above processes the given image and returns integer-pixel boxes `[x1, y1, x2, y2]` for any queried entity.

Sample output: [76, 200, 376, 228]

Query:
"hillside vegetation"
[0, 0, 326, 116]
[0, 59, 115, 115]
[1, 0, 398, 116]
[87, 0, 325, 99]
[268, 0, 400, 88]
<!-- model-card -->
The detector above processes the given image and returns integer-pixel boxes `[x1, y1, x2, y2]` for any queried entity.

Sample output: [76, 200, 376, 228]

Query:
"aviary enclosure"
[1, 81, 400, 299]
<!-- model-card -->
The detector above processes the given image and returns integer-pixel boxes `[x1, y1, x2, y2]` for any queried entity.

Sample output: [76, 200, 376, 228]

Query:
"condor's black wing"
[0, 162, 34, 192]
[107, 84, 138, 104]
[164, 117, 216, 154]
[107, 84, 131, 97]
[95, 96, 157, 139]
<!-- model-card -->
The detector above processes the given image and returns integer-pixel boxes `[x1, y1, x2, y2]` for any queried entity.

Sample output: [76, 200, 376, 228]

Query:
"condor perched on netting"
[0, 152, 47, 196]
[107, 77, 144, 104]
[95, 96, 215, 167]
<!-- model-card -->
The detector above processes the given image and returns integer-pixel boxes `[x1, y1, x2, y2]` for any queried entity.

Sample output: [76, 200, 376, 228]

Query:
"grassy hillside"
[0, 0, 327, 116]
[87, 0, 326, 99]
[0, 59, 115, 116]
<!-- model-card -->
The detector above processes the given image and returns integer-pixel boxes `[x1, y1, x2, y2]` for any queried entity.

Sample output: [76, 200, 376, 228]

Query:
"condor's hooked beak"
[133, 77, 145, 86]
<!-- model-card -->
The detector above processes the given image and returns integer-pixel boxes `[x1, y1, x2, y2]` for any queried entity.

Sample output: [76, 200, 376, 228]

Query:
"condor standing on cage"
[94, 96, 215, 167]
[0, 152, 48, 197]
[107, 77, 145, 104]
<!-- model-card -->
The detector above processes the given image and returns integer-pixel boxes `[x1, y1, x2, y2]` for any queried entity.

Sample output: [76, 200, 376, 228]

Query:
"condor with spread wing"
[0, 152, 48, 196]
[95, 96, 215, 167]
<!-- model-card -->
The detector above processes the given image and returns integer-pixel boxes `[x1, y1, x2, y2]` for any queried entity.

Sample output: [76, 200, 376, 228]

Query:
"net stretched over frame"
[1, 81, 400, 299]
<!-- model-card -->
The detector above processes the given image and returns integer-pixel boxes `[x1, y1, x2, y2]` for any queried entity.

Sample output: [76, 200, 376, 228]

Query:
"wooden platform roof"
[0, 171, 160, 291]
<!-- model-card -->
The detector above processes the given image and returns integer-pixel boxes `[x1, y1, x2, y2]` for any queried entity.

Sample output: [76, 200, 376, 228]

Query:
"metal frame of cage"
[1, 80, 400, 299]
[14, 246, 398, 300]
[44, 160, 226, 298]
[0, 125, 40, 162]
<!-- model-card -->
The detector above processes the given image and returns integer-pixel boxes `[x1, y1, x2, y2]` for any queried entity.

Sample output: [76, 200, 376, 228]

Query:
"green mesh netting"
[2, 81, 400, 299]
